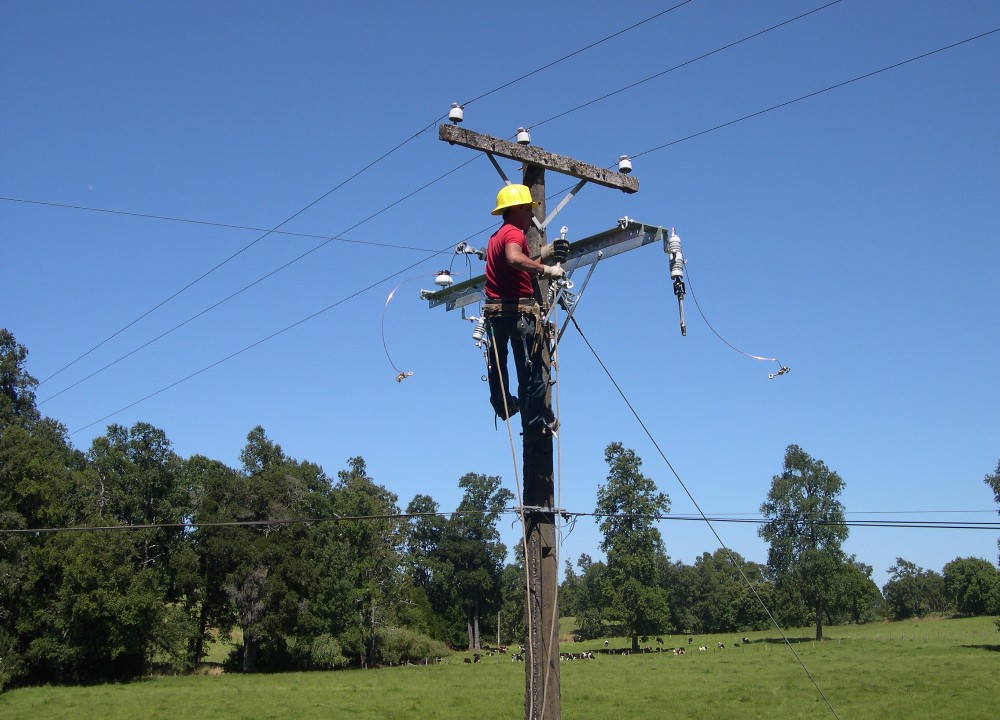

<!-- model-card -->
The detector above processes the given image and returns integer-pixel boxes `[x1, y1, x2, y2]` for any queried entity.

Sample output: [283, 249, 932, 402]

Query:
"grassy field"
[2, 616, 997, 719]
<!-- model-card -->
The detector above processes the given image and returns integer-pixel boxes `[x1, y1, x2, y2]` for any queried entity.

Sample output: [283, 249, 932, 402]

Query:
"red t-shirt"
[485, 223, 535, 299]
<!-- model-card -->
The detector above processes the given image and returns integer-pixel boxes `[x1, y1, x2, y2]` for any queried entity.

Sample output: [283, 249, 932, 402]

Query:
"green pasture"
[2, 616, 997, 720]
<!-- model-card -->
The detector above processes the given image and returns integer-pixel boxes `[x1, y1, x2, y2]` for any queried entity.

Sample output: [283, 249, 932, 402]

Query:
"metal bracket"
[537, 178, 588, 231]
[424, 220, 669, 311]
[486, 152, 511, 185]
[557, 251, 602, 343]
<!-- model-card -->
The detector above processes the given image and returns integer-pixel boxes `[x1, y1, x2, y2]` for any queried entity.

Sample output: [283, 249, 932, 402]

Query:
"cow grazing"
[655, 636, 664, 645]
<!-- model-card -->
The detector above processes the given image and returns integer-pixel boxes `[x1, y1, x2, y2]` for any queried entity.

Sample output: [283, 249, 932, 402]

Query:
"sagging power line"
[48, 25, 1000, 434]
[26, 4, 692, 390]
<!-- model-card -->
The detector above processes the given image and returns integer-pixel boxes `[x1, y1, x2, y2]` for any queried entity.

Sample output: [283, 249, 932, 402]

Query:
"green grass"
[2, 616, 997, 719]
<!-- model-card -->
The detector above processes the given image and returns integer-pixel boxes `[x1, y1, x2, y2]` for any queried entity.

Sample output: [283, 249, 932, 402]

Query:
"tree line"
[2, 329, 998, 691]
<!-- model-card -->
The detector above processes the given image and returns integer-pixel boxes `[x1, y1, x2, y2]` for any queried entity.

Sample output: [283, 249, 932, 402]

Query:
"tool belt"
[483, 298, 540, 317]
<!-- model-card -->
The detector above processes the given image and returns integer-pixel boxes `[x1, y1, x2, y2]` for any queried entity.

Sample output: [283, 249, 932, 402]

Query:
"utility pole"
[429, 123, 645, 720]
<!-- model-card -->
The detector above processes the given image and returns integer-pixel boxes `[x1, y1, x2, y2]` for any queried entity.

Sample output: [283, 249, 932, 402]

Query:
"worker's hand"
[541, 264, 566, 280]
[551, 238, 570, 264]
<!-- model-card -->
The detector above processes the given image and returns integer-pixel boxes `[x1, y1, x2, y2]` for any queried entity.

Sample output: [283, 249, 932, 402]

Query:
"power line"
[65, 245, 450, 435]
[0, 196, 439, 253]
[3, 510, 995, 536]
[567, 314, 842, 720]
[629, 27, 1000, 161]
[42, 24, 1000, 424]
[529, 0, 843, 131]
[39, 159, 477, 406]
[27, 4, 691, 389]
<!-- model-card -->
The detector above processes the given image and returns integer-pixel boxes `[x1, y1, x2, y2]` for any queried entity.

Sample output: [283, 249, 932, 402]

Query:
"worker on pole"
[483, 184, 567, 438]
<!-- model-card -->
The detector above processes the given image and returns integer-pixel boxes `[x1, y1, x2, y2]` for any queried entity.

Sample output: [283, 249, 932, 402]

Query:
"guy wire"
[567, 315, 842, 720]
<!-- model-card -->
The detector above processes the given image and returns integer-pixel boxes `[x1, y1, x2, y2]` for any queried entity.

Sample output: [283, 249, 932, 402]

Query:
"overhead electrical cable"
[39, 159, 479, 405]
[6, 511, 993, 536]
[66, 248, 451, 435]
[529, 0, 843, 131]
[457, 0, 696, 108]
[567, 315, 842, 720]
[47, 25, 999, 421]
[28, 3, 693, 388]
[628, 27, 1000, 161]
[0, 196, 439, 253]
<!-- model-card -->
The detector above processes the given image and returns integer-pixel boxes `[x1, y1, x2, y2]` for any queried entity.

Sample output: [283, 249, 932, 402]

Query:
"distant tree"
[559, 559, 581, 617]
[572, 553, 610, 640]
[595, 443, 670, 650]
[209, 427, 331, 671]
[759, 445, 848, 640]
[942, 557, 998, 616]
[883, 558, 948, 620]
[694, 549, 771, 633]
[85, 422, 188, 571]
[404, 494, 447, 592]
[827, 556, 883, 624]
[184, 454, 245, 665]
[498, 546, 527, 645]
[986, 459, 1000, 512]
[437, 473, 513, 650]
[0, 331, 89, 689]
[330, 456, 404, 668]
[0, 329, 41, 428]
[661, 559, 700, 633]
[986, 460, 1000, 629]
[403, 494, 452, 640]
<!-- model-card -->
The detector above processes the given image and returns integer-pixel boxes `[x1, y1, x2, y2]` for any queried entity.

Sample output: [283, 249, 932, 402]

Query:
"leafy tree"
[883, 558, 948, 620]
[986, 459, 1000, 513]
[437, 473, 513, 650]
[85, 422, 187, 568]
[759, 444, 847, 640]
[559, 559, 581, 618]
[402, 494, 451, 641]
[695, 549, 770, 633]
[330, 456, 404, 668]
[986, 460, 1000, 629]
[498, 547, 527, 645]
[207, 427, 330, 671]
[0, 329, 41, 428]
[571, 553, 610, 640]
[942, 557, 998, 616]
[183, 454, 245, 665]
[661, 559, 700, 633]
[827, 556, 883, 624]
[595, 443, 671, 650]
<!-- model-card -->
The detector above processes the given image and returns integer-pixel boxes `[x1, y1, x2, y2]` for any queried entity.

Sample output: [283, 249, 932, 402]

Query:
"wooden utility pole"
[432, 124, 639, 720]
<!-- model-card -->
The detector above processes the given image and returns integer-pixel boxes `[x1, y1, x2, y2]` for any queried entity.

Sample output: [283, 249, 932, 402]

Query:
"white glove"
[541, 264, 566, 280]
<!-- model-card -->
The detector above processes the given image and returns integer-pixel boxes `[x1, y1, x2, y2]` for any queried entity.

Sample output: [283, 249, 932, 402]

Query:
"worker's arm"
[505, 241, 548, 276]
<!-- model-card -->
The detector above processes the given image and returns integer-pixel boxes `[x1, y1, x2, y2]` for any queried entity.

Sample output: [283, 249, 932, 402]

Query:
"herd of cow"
[463, 637, 755, 663]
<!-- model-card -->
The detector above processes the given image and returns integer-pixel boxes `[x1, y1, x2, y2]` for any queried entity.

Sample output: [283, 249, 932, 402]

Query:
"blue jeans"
[486, 311, 553, 436]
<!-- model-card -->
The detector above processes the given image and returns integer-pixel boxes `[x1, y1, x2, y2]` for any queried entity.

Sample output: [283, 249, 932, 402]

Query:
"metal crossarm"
[424, 220, 667, 311]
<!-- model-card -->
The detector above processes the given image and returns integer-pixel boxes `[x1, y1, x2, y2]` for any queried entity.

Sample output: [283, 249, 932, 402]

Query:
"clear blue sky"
[3, 0, 998, 588]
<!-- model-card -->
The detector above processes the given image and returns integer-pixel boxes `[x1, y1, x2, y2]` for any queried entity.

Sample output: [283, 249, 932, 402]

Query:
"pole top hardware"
[425, 220, 667, 311]
[439, 124, 638, 194]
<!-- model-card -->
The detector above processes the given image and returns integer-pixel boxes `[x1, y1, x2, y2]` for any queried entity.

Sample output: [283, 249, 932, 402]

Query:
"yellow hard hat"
[491, 184, 537, 215]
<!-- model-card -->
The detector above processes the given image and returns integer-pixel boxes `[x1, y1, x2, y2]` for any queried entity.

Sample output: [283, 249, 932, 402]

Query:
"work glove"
[551, 238, 570, 264]
[541, 265, 566, 280]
